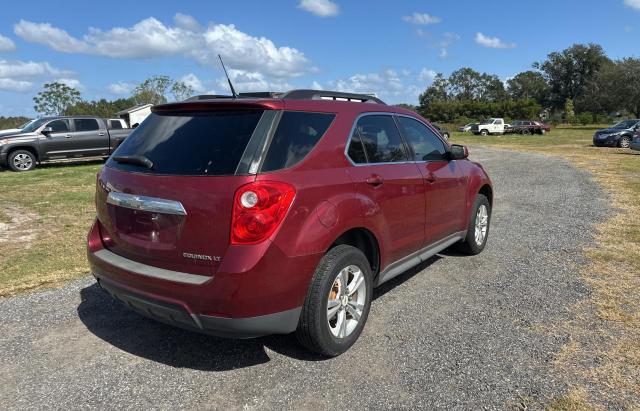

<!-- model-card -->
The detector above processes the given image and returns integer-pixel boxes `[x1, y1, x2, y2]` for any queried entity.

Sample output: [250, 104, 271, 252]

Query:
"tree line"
[31, 75, 196, 118]
[412, 43, 640, 124]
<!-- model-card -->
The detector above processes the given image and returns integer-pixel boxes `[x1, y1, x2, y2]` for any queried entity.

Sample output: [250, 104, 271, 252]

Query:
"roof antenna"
[218, 54, 238, 98]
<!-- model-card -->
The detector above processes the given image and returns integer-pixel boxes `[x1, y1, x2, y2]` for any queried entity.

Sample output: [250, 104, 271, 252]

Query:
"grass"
[0, 160, 102, 296]
[451, 126, 640, 408]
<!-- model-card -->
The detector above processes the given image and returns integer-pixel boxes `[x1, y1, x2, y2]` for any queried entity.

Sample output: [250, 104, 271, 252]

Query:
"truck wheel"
[480, 129, 489, 136]
[522, 129, 531, 135]
[296, 245, 373, 357]
[8, 150, 36, 172]
[619, 136, 632, 148]
[456, 194, 491, 255]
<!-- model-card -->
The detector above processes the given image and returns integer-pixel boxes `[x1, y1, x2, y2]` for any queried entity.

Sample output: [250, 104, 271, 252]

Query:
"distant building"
[116, 104, 153, 128]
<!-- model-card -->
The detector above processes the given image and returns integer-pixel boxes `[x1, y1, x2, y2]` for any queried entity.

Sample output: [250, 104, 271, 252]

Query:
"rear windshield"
[107, 110, 264, 175]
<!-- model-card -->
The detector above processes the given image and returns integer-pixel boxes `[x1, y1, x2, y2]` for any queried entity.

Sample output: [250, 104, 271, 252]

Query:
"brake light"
[231, 181, 296, 244]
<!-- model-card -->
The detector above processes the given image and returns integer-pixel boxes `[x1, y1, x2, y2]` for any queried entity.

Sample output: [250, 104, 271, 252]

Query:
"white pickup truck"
[471, 118, 506, 136]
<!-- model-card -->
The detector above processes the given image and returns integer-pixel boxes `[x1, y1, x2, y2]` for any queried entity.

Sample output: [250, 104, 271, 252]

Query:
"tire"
[539, 129, 546, 135]
[296, 245, 373, 357]
[442, 132, 450, 140]
[456, 194, 491, 255]
[8, 149, 36, 172]
[619, 136, 632, 148]
[480, 129, 489, 136]
[522, 129, 531, 136]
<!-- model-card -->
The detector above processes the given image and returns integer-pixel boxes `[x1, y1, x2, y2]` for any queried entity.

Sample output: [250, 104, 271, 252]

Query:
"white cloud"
[475, 32, 516, 49]
[439, 48, 448, 58]
[310, 80, 323, 90]
[180, 73, 205, 93]
[326, 68, 425, 104]
[0, 78, 32, 92]
[402, 12, 441, 25]
[298, 0, 340, 17]
[217, 69, 292, 93]
[624, 0, 640, 9]
[56, 78, 83, 90]
[107, 81, 135, 95]
[0, 59, 69, 78]
[419, 68, 437, 82]
[0, 34, 15, 52]
[14, 15, 310, 79]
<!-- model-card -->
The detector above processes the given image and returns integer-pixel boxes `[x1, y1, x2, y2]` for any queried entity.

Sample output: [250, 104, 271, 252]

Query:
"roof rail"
[281, 89, 386, 105]
[184, 89, 386, 105]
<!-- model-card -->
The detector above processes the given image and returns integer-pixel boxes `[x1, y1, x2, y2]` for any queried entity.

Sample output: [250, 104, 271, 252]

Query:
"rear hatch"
[95, 105, 279, 276]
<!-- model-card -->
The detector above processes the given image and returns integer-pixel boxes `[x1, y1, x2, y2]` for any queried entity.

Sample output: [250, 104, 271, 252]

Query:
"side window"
[396, 117, 447, 162]
[353, 115, 408, 163]
[47, 119, 70, 133]
[261, 111, 335, 172]
[347, 134, 367, 164]
[496, 119, 503, 125]
[75, 118, 99, 132]
[109, 120, 123, 129]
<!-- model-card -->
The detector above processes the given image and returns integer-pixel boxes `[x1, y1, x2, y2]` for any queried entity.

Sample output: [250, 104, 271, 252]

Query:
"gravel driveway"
[0, 147, 608, 410]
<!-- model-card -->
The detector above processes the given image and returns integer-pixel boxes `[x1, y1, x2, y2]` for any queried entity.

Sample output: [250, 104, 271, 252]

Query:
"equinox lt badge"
[182, 252, 220, 262]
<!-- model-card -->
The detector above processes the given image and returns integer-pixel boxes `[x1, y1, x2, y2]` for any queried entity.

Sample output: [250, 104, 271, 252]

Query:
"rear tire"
[619, 136, 631, 148]
[296, 245, 373, 357]
[8, 150, 36, 172]
[522, 129, 531, 135]
[456, 194, 491, 255]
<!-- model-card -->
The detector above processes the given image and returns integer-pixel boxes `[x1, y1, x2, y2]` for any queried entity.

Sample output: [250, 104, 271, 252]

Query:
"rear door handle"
[365, 175, 384, 187]
[98, 132, 105, 136]
[65, 134, 72, 138]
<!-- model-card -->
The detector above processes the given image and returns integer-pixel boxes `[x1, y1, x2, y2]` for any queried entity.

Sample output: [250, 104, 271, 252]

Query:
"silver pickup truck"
[0, 116, 131, 171]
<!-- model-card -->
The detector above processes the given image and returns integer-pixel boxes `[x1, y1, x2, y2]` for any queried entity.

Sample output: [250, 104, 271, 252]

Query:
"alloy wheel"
[474, 204, 489, 246]
[327, 265, 366, 339]
[13, 153, 33, 171]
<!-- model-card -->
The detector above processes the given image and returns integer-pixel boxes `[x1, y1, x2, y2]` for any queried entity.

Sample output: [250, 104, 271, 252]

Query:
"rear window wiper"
[112, 155, 154, 169]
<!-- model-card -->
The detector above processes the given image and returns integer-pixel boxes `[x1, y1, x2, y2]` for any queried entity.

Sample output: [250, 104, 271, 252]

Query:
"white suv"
[472, 118, 505, 136]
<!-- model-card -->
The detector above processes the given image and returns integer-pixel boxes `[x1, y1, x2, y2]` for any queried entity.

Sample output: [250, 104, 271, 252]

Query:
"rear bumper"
[87, 219, 320, 338]
[97, 277, 301, 338]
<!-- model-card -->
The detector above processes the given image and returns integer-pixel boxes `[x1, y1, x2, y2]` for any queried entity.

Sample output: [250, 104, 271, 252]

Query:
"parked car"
[458, 123, 477, 133]
[471, 118, 506, 136]
[0, 116, 131, 171]
[432, 123, 450, 139]
[593, 119, 640, 148]
[506, 120, 551, 135]
[87, 89, 493, 356]
[631, 132, 640, 151]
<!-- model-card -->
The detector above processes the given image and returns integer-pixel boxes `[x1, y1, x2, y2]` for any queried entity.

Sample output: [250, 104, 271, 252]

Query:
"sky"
[0, 0, 639, 116]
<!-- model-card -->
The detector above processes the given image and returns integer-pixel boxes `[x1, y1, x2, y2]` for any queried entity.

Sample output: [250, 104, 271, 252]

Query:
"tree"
[534, 43, 611, 108]
[64, 97, 136, 118]
[171, 81, 194, 102]
[132, 75, 172, 105]
[564, 99, 575, 124]
[419, 73, 449, 108]
[507, 71, 550, 105]
[587, 58, 640, 117]
[33, 82, 82, 115]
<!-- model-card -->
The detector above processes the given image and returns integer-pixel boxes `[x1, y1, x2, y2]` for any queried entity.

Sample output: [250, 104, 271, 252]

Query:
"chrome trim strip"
[107, 192, 187, 216]
[93, 249, 211, 285]
[377, 231, 466, 286]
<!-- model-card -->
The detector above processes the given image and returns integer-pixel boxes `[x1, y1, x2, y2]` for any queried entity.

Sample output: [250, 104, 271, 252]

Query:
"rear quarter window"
[260, 111, 335, 172]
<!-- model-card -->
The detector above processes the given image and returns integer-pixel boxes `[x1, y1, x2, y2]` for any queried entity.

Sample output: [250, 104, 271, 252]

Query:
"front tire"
[619, 136, 632, 148]
[456, 194, 491, 255]
[296, 245, 373, 357]
[480, 129, 489, 136]
[442, 132, 450, 140]
[8, 150, 36, 172]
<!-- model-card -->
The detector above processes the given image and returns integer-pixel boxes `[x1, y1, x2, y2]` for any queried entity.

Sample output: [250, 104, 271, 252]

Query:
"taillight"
[231, 181, 296, 245]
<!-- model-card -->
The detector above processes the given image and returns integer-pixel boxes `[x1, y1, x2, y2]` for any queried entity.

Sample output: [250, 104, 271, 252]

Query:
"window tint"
[397, 117, 447, 162]
[347, 133, 367, 164]
[108, 110, 264, 176]
[109, 120, 123, 129]
[75, 119, 99, 132]
[47, 119, 69, 133]
[354, 115, 408, 163]
[261, 111, 334, 172]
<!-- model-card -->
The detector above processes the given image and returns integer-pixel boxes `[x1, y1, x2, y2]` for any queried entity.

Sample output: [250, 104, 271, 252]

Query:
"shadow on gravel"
[77, 256, 442, 370]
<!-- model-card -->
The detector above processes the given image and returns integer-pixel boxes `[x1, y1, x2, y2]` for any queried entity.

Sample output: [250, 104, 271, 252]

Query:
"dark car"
[506, 120, 551, 135]
[593, 119, 640, 148]
[0, 116, 131, 171]
[432, 123, 450, 139]
[87, 89, 493, 356]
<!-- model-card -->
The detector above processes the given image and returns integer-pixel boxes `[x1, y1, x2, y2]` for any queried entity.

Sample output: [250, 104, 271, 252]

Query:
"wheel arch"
[328, 227, 380, 278]
[7, 145, 39, 162]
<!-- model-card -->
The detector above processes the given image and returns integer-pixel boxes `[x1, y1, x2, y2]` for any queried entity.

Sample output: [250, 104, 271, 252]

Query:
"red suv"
[87, 90, 493, 356]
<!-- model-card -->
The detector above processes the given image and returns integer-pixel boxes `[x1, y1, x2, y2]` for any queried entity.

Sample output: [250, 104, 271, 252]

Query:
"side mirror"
[42, 127, 53, 135]
[449, 144, 469, 160]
